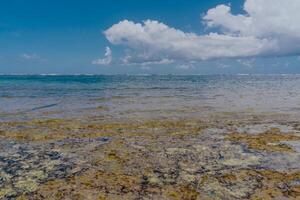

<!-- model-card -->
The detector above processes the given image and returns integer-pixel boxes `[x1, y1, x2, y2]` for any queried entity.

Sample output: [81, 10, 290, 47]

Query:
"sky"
[0, 0, 300, 74]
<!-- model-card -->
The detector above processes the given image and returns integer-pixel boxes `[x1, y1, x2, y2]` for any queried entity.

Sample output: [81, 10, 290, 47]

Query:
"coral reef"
[1, 115, 300, 199]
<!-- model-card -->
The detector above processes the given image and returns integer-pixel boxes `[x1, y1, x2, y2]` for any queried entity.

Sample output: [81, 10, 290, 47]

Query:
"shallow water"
[1, 75, 300, 199]
[1, 75, 300, 121]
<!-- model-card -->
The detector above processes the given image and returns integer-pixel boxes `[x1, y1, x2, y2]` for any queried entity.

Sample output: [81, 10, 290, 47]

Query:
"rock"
[15, 178, 38, 193]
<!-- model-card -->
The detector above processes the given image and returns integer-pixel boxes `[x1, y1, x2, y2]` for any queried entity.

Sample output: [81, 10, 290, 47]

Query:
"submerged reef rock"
[1, 116, 300, 199]
[228, 128, 300, 153]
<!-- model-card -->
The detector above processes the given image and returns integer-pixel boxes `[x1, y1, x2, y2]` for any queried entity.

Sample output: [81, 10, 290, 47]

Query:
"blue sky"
[0, 0, 300, 74]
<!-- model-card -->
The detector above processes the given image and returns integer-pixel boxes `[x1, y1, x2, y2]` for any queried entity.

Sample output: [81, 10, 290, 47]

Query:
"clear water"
[1, 75, 300, 121]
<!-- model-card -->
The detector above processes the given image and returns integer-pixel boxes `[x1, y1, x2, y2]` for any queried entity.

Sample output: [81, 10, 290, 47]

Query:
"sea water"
[1, 75, 300, 121]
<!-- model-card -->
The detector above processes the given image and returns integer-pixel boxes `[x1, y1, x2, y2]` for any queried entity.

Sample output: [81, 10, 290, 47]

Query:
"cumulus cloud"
[204, 0, 300, 56]
[105, 20, 275, 62]
[104, 0, 300, 65]
[92, 47, 112, 65]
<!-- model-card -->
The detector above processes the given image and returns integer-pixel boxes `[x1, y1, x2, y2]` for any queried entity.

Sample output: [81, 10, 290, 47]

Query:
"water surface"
[1, 75, 300, 121]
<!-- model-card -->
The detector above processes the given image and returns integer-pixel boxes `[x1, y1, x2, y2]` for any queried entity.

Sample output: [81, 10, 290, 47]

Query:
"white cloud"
[204, 0, 300, 37]
[104, 0, 300, 65]
[105, 20, 275, 62]
[21, 53, 39, 60]
[92, 47, 112, 65]
[204, 0, 300, 57]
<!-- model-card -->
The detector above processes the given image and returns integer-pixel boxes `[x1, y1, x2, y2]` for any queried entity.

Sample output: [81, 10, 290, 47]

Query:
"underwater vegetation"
[0, 115, 300, 199]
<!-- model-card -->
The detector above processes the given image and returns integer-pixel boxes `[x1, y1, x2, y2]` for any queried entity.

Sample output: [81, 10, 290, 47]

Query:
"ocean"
[1, 74, 300, 122]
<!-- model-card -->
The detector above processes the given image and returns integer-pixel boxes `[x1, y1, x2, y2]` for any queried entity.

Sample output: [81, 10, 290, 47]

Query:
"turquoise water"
[1, 75, 300, 121]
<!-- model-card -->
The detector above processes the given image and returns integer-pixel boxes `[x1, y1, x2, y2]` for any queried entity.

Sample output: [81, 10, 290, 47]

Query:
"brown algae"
[1, 118, 300, 199]
[228, 128, 300, 153]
